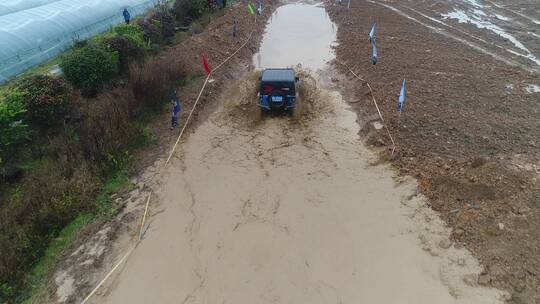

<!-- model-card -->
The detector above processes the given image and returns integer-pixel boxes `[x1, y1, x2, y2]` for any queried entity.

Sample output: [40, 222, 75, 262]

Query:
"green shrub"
[0, 93, 29, 164]
[112, 24, 146, 47]
[16, 75, 72, 129]
[137, 18, 163, 45]
[103, 35, 145, 72]
[72, 39, 88, 49]
[160, 12, 176, 40]
[189, 22, 204, 35]
[0, 161, 98, 302]
[151, 10, 176, 40]
[173, 0, 210, 24]
[137, 9, 176, 45]
[60, 46, 119, 96]
[0, 283, 14, 300]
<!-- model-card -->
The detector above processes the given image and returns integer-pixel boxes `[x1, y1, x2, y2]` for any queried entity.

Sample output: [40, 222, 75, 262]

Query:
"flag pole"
[397, 78, 406, 129]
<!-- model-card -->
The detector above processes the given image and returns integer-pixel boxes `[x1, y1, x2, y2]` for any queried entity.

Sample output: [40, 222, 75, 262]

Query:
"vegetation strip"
[0, 0, 229, 301]
[80, 10, 261, 301]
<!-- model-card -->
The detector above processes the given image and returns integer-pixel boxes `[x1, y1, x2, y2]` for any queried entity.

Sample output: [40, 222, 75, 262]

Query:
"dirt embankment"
[48, 2, 278, 303]
[326, 0, 540, 302]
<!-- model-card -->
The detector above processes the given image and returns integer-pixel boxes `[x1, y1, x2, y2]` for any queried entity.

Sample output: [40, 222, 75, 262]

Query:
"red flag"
[202, 54, 211, 75]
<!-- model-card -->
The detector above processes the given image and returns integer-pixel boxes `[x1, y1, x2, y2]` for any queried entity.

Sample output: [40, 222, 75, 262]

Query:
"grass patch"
[172, 31, 190, 44]
[21, 213, 94, 304]
[0, 58, 60, 93]
[26, 58, 61, 77]
[95, 169, 131, 214]
[19, 168, 131, 303]
[18, 158, 51, 172]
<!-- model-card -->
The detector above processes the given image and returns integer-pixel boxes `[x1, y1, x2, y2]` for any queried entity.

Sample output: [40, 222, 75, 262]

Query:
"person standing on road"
[170, 91, 181, 130]
[232, 16, 238, 37]
[257, 0, 262, 15]
[123, 8, 131, 24]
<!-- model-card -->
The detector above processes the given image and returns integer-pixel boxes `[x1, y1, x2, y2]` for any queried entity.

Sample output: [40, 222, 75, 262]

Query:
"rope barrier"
[138, 191, 153, 241]
[164, 73, 211, 166]
[164, 13, 258, 166]
[80, 8, 260, 304]
[80, 246, 136, 304]
[338, 61, 397, 155]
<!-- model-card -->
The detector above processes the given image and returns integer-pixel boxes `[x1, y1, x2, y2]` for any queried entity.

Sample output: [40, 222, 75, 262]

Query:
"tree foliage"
[0, 93, 29, 163]
[16, 75, 72, 129]
[60, 46, 119, 96]
[173, 0, 210, 24]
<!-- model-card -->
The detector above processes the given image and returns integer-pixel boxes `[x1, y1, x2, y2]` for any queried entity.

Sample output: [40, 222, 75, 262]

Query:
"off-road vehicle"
[258, 68, 299, 111]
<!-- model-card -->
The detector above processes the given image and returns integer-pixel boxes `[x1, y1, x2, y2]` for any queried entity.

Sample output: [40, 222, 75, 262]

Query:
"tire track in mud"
[99, 72, 507, 303]
[365, 0, 539, 74]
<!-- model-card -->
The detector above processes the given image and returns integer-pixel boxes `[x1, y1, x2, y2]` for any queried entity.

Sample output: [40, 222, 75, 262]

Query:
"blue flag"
[397, 79, 406, 112]
[371, 39, 378, 65]
[369, 23, 376, 42]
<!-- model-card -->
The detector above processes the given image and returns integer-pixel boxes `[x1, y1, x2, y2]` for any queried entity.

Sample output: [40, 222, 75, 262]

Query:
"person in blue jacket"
[123, 8, 131, 24]
[170, 91, 181, 130]
[232, 16, 238, 37]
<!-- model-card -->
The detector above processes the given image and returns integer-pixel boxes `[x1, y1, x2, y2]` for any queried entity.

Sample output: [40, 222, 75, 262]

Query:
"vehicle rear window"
[261, 81, 295, 95]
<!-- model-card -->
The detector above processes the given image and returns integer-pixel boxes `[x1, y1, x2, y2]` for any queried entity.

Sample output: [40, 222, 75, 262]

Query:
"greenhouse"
[0, 0, 158, 83]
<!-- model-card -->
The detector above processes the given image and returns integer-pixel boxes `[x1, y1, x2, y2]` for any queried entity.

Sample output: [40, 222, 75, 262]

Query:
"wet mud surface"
[50, 0, 539, 303]
[49, 2, 279, 303]
[98, 71, 505, 303]
[326, 0, 540, 302]
[254, 2, 336, 70]
[97, 2, 506, 303]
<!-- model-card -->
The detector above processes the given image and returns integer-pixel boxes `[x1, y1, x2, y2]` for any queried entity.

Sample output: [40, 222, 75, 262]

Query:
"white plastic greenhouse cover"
[0, 0, 158, 83]
[0, 0, 60, 16]
[0, 0, 63, 17]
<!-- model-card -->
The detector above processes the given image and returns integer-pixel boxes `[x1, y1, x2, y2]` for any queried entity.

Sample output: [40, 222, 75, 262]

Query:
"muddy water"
[254, 2, 336, 70]
[98, 3, 506, 304]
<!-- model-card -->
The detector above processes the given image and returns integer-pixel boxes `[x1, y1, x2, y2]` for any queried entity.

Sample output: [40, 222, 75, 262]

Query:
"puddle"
[526, 84, 540, 93]
[253, 2, 337, 71]
[441, 9, 540, 66]
[463, 0, 483, 8]
[529, 32, 540, 39]
[493, 14, 510, 21]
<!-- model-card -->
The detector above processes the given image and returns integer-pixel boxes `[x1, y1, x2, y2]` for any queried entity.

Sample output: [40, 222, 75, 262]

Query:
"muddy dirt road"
[99, 81, 502, 303]
[88, 2, 509, 303]
[327, 0, 539, 301]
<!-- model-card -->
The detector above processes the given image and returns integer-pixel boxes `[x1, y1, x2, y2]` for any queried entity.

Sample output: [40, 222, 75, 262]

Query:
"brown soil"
[326, 0, 540, 303]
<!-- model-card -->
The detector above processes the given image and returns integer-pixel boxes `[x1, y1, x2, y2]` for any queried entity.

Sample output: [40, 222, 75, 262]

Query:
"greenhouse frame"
[0, 0, 159, 83]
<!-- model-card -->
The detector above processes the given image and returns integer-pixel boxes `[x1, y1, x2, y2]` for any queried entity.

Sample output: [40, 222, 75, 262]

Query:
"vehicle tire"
[269, 90, 285, 110]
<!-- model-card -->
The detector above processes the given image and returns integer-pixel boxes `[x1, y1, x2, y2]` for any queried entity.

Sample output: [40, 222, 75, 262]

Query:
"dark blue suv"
[258, 68, 298, 111]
